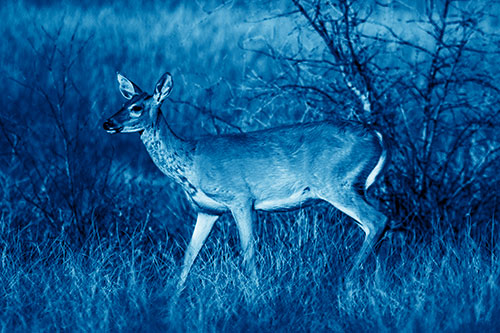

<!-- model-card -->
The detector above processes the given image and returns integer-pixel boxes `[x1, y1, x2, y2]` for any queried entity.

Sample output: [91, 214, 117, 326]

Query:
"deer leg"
[178, 212, 219, 289]
[230, 203, 257, 280]
[350, 204, 387, 272]
[322, 193, 387, 276]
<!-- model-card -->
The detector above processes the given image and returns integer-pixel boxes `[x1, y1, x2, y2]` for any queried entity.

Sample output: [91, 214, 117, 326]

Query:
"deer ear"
[153, 72, 173, 104]
[117, 72, 142, 100]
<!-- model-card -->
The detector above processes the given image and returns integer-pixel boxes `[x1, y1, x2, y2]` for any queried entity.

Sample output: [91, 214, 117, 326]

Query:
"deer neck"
[140, 109, 194, 186]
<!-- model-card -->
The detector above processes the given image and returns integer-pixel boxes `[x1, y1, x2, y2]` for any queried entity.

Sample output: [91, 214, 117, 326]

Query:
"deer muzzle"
[103, 120, 122, 134]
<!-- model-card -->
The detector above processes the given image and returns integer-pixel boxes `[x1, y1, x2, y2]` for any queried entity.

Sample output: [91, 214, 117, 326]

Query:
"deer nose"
[103, 120, 114, 131]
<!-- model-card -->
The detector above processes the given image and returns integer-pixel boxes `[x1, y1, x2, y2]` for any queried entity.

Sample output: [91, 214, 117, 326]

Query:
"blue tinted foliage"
[0, 0, 499, 330]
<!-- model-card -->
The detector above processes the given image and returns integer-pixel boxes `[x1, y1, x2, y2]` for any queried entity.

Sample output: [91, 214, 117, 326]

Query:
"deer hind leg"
[321, 191, 387, 274]
[178, 212, 220, 289]
[230, 202, 257, 280]
[349, 200, 387, 272]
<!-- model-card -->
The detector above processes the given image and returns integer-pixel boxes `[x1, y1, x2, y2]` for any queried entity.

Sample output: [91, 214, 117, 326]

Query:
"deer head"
[103, 72, 173, 134]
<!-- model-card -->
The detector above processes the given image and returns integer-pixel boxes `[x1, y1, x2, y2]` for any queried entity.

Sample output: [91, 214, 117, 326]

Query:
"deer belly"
[191, 190, 227, 213]
[254, 188, 312, 211]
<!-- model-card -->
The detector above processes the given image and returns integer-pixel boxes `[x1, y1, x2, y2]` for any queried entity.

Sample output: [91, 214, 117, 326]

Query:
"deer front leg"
[230, 203, 257, 280]
[178, 212, 219, 289]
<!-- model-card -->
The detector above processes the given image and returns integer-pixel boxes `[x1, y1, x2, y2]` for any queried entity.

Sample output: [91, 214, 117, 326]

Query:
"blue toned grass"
[1, 183, 499, 331]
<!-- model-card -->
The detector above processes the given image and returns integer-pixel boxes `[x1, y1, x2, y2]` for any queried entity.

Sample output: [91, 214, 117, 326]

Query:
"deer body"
[104, 72, 389, 289]
[143, 116, 381, 212]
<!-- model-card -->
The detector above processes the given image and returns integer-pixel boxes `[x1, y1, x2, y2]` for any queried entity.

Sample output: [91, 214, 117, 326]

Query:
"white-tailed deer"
[103, 72, 389, 288]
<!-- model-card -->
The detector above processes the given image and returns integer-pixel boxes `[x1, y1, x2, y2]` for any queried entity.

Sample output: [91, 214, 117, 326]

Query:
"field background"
[1, 0, 499, 331]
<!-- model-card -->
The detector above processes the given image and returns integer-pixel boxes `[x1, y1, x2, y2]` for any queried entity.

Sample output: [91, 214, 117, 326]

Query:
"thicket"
[242, 0, 500, 238]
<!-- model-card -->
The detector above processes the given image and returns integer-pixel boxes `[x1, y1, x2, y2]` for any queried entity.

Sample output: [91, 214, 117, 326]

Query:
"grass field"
[1, 0, 499, 331]
[2, 196, 499, 331]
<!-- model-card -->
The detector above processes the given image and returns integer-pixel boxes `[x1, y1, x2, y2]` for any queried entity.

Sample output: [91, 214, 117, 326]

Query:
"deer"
[103, 71, 389, 289]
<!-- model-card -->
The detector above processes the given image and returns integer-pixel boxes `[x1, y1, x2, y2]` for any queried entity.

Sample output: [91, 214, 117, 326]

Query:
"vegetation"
[1, 0, 499, 331]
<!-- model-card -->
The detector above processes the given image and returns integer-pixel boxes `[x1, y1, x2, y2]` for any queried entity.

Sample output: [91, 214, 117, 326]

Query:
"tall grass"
[1, 0, 499, 331]
[1, 189, 499, 330]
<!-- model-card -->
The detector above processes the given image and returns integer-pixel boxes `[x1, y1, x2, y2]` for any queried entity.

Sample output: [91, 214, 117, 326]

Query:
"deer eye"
[131, 105, 142, 111]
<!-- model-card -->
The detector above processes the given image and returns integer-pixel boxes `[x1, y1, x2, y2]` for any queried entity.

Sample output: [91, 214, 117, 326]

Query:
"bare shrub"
[242, 0, 500, 236]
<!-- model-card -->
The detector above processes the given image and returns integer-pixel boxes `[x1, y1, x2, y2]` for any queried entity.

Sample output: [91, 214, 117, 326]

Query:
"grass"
[1, 190, 499, 331]
[1, 0, 500, 331]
